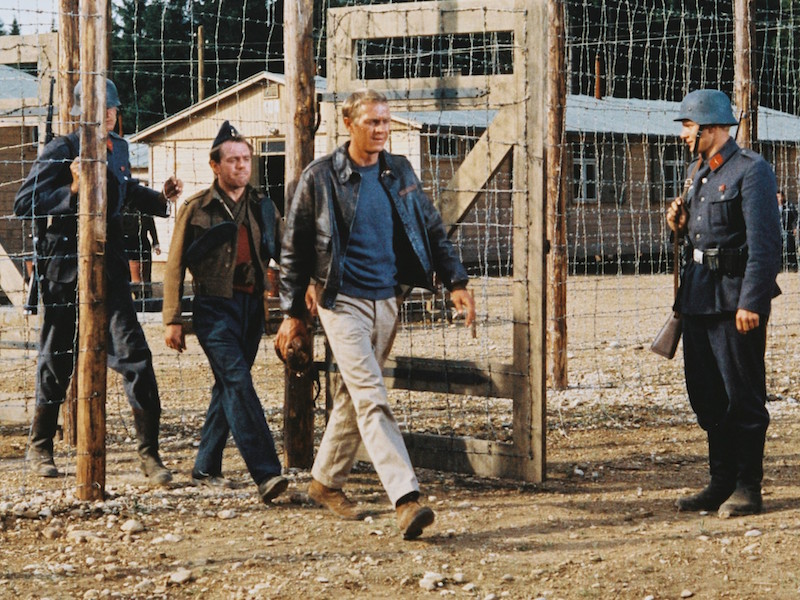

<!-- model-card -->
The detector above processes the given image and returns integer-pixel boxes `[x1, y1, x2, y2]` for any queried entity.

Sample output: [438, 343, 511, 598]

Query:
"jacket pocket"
[710, 187, 741, 228]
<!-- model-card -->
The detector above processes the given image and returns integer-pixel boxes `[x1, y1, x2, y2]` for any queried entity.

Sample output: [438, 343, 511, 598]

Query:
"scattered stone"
[134, 579, 155, 593]
[168, 568, 194, 584]
[501, 574, 514, 582]
[316, 576, 329, 583]
[744, 529, 762, 538]
[680, 590, 694, 598]
[453, 572, 466, 583]
[120, 519, 144, 534]
[420, 572, 444, 591]
[217, 509, 236, 520]
[42, 526, 62, 540]
[82, 590, 100, 600]
[462, 583, 476, 592]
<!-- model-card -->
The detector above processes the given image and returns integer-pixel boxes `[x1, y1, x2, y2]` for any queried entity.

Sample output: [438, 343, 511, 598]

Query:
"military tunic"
[677, 137, 781, 437]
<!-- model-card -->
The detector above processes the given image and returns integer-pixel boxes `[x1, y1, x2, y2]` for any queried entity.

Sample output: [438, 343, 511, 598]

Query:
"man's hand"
[451, 288, 476, 328]
[153, 244, 161, 256]
[165, 323, 186, 353]
[162, 176, 183, 202]
[666, 197, 688, 235]
[305, 284, 318, 317]
[69, 158, 81, 195]
[275, 316, 313, 374]
[736, 308, 760, 334]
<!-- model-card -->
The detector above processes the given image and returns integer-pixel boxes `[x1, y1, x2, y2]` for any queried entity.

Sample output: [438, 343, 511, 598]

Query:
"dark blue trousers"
[192, 292, 281, 485]
[682, 313, 770, 436]
[36, 271, 160, 417]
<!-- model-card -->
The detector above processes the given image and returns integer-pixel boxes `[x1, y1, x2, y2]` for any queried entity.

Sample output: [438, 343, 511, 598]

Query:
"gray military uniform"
[677, 135, 780, 501]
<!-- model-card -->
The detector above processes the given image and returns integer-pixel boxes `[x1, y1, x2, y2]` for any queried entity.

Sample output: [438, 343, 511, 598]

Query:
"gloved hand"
[275, 316, 313, 374]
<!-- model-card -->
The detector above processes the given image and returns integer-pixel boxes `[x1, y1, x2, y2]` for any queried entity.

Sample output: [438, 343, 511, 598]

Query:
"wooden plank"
[0, 240, 25, 307]
[520, 0, 548, 482]
[404, 433, 537, 481]
[440, 105, 516, 229]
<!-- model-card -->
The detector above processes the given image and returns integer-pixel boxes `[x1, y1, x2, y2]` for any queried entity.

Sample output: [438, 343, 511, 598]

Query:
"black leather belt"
[692, 247, 748, 275]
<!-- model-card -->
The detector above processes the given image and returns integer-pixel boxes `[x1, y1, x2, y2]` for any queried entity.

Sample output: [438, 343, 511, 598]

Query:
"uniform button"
[702, 177, 708, 183]
[696, 216, 701, 221]
[695, 234, 700, 240]
[700, 197, 705, 202]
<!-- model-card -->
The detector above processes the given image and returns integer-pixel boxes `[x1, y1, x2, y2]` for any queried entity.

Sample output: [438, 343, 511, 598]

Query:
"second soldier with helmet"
[666, 89, 782, 518]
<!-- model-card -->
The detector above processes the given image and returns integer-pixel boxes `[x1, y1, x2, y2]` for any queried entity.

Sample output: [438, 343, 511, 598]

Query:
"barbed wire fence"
[1, 0, 800, 489]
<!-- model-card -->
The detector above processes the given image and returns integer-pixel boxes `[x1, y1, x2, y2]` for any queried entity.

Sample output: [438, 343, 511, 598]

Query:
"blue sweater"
[340, 162, 398, 300]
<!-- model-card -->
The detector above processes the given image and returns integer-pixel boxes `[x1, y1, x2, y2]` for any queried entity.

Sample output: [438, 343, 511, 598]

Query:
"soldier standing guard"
[15, 79, 183, 484]
[666, 89, 781, 517]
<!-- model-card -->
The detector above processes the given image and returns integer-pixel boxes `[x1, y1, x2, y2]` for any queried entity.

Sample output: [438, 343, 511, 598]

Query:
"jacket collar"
[707, 137, 739, 171]
[198, 183, 259, 209]
[333, 143, 397, 184]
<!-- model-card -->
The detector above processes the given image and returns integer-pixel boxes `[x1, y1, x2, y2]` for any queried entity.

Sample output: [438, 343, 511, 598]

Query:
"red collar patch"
[708, 152, 726, 170]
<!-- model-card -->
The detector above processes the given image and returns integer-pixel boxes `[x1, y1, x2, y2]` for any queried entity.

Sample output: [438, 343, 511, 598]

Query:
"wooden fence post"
[733, 0, 756, 147]
[75, 0, 108, 501]
[547, 0, 567, 391]
[282, 0, 316, 468]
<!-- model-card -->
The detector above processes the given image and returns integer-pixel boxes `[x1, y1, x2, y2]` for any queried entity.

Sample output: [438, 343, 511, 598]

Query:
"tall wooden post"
[75, 0, 109, 501]
[547, 0, 567, 391]
[59, 0, 80, 446]
[733, 0, 756, 147]
[282, 0, 316, 468]
[197, 26, 205, 101]
[58, 0, 80, 135]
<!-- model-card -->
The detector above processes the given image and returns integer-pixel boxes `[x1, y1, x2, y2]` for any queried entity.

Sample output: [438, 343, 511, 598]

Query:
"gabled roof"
[130, 71, 327, 143]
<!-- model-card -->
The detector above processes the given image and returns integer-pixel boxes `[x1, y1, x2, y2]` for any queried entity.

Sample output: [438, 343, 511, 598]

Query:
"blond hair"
[341, 88, 388, 121]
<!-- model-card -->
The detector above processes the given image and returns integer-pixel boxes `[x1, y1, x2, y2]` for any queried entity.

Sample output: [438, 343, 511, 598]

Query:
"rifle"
[24, 78, 56, 315]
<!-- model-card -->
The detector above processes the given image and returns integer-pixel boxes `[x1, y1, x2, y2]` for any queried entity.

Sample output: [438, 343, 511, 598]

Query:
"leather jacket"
[280, 143, 469, 317]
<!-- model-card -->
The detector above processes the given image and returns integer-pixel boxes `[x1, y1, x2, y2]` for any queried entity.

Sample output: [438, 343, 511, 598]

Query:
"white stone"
[120, 519, 144, 533]
[169, 568, 194, 584]
[744, 529, 762, 538]
[680, 591, 694, 598]
[217, 509, 236, 520]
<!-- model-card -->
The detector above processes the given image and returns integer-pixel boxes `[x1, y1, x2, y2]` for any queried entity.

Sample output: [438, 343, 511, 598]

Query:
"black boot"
[718, 430, 765, 518]
[27, 404, 61, 478]
[677, 429, 736, 512]
[132, 409, 172, 486]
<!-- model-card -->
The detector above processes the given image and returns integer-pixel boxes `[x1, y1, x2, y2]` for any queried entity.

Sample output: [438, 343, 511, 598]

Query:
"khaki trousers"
[313, 293, 419, 505]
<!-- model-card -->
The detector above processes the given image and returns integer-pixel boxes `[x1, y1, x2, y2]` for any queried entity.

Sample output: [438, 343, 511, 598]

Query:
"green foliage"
[111, 0, 284, 132]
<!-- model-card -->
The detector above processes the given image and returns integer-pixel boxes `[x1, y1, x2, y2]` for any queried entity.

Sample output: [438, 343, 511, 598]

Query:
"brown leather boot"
[308, 479, 365, 520]
[396, 501, 435, 540]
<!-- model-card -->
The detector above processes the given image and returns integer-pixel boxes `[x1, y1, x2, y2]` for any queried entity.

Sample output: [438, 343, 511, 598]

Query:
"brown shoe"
[308, 479, 365, 520]
[396, 501, 435, 540]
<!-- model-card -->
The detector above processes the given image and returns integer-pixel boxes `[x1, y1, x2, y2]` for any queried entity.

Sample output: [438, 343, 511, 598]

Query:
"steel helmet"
[70, 78, 122, 116]
[674, 89, 737, 126]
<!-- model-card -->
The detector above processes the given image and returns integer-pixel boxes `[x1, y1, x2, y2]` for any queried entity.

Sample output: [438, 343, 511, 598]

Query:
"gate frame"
[324, 0, 547, 482]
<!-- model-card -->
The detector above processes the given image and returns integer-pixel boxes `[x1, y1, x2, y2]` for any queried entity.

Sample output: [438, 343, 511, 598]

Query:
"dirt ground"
[2, 273, 800, 599]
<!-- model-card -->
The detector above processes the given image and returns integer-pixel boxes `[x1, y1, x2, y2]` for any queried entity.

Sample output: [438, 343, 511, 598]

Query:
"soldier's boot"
[677, 429, 736, 512]
[132, 409, 173, 486]
[26, 404, 61, 478]
[718, 431, 765, 518]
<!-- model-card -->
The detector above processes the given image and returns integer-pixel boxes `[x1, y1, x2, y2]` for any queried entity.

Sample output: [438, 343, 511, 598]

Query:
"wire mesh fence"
[1, 1, 800, 484]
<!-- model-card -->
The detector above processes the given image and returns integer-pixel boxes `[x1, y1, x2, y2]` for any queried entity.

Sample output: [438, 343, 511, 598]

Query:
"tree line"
[107, 0, 800, 133]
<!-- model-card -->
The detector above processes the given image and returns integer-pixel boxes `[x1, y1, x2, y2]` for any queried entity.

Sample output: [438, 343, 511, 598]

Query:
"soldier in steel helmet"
[14, 78, 183, 484]
[666, 89, 781, 517]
